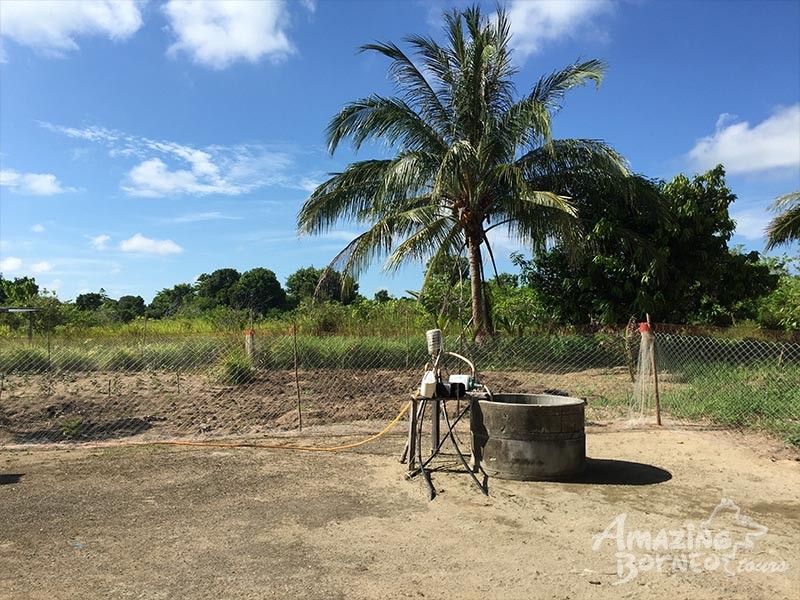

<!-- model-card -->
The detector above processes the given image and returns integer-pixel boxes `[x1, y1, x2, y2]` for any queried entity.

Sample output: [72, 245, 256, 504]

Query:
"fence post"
[245, 329, 255, 364]
[644, 314, 662, 426]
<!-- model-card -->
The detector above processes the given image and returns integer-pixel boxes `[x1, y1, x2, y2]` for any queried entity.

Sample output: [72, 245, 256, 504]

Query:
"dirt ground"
[1, 425, 798, 599]
[0, 367, 631, 443]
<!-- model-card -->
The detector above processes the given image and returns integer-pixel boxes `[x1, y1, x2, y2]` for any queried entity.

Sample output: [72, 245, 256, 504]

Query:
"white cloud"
[125, 158, 231, 197]
[45, 279, 63, 292]
[42, 122, 296, 197]
[731, 207, 771, 241]
[90, 234, 111, 250]
[0, 0, 143, 57]
[507, 0, 615, 60]
[119, 233, 183, 255]
[688, 105, 800, 175]
[30, 224, 45, 233]
[31, 261, 54, 274]
[0, 169, 70, 195]
[163, 0, 301, 69]
[487, 227, 526, 254]
[169, 211, 242, 223]
[0, 257, 23, 272]
[297, 177, 322, 193]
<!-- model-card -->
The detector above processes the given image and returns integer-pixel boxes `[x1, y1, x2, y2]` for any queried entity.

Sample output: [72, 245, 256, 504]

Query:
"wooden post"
[646, 314, 662, 426]
[245, 329, 255, 363]
[406, 397, 418, 470]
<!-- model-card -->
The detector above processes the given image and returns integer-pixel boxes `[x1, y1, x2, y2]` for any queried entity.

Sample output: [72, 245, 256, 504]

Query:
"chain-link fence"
[652, 329, 799, 441]
[0, 325, 797, 447]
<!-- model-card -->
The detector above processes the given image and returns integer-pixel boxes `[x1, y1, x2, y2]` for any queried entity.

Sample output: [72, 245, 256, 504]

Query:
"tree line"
[3, 164, 797, 336]
[0, 265, 370, 328]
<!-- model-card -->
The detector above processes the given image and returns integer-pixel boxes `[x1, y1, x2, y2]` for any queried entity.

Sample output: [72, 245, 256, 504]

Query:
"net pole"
[646, 314, 662, 426]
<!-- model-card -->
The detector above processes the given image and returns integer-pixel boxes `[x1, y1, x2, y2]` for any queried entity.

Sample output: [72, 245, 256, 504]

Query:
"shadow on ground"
[5, 417, 151, 444]
[0, 474, 24, 485]
[569, 457, 672, 486]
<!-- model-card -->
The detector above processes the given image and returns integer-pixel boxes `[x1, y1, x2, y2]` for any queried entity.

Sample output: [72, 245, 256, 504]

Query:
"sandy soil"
[0, 367, 632, 443]
[1, 426, 798, 599]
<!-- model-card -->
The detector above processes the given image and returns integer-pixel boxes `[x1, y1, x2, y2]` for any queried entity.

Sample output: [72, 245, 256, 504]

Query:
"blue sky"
[1, 0, 798, 302]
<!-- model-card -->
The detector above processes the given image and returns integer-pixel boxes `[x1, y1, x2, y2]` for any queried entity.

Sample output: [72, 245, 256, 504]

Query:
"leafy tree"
[374, 289, 392, 303]
[147, 284, 195, 318]
[488, 274, 544, 335]
[75, 290, 107, 312]
[297, 5, 632, 341]
[30, 292, 66, 332]
[116, 295, 146, 323]
[0, 274, 6, 304]
[407, 255, 471, 330]
[511, 174, 665, 324]
[765, 191, 800, 252]
[285, 266, 359, 306]
[1, 276, 39, 305]
[230, 268, 286, 316]
[515, 166, 779, 326]
[195, 268, 241, 309]
[756, 255, 799, 331]
[655, 166, 778, 324]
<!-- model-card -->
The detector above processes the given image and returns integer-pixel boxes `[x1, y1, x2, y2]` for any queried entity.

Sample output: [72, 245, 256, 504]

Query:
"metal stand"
[402, 393, 487, 501]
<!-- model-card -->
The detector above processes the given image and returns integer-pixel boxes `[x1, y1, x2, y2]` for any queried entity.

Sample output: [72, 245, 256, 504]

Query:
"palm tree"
[765, 191, 800, 252]
[297, 6, 631, 341]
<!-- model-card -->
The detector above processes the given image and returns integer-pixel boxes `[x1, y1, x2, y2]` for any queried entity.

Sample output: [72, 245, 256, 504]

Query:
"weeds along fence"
[652, 331, 800, 444]
[0, 325, 797, 447]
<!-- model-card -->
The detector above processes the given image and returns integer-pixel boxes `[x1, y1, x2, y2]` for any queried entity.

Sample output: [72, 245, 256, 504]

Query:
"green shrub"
[0, 348, 50, 373]
[60, 418, 87, 439]
[52, 349, 100, 372]
[215, 353, 254, 385]
[255, 337, 295, 369]
[102, 349, 146, 372]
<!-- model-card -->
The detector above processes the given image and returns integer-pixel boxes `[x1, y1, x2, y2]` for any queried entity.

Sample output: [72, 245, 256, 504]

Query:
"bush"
[102, 349, 146, 372]
[255, 337, 295, 369]
[60, 418, 87, 439]
[215, 353, 254, 385]
[0, 348, 50, 373]
[52, 349, 100, 372]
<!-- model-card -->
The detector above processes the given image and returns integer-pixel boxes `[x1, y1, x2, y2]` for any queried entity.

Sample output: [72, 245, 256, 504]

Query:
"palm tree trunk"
[467, 234, 492, 342]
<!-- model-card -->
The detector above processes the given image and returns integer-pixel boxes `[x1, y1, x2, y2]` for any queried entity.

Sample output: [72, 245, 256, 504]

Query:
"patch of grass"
[660, 362, 800, 442]
[102, 349, 146, 372]
[60, 418, 87, 439]
[52, 349, 100, 372]
[215, 353, 254, 385]
[0, 348, 50, 374]
[143, 341, 220, 370]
